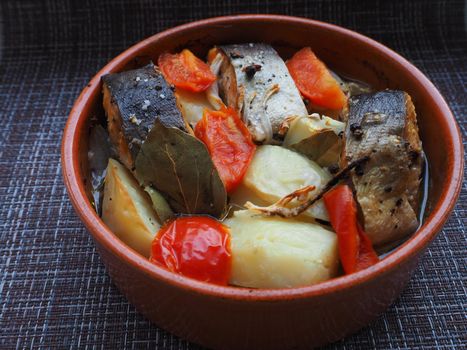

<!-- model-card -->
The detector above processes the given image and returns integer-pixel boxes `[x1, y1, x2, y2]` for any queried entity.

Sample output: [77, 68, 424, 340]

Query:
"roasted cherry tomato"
[158, 49, 216, 92]
[323, 184, 378, 274]
[195, 107, 256, 193]
[150, 216, 231, 285]
[287, 47, 347, 110]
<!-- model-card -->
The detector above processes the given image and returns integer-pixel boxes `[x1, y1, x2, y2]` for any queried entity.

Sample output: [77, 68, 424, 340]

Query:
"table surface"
[0, 0, 465, 349]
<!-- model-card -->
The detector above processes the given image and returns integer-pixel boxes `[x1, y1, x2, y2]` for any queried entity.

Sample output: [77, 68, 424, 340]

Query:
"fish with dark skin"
[343, 90, 423, 246]
[102, 63, 187, 170]
[211, 43, 308, 143]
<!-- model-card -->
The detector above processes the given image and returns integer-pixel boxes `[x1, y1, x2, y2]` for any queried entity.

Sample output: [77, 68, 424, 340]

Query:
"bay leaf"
[135, 120, 227, 217]
[290, 129, 342, 167]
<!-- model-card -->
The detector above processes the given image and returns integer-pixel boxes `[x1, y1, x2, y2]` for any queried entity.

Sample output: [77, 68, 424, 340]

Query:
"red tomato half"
[323, 185, 378, 274]
[287, 47, 347, 110]
[158, 49, 216, 92]
[195, 107, 256, 193]
[150, 216, 231, 285]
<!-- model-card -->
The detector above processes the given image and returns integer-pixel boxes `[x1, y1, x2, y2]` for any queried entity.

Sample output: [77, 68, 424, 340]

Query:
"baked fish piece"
[102, 64, 187, 170]
[344, 90, 423, 246]
[212, 43, 308, 143]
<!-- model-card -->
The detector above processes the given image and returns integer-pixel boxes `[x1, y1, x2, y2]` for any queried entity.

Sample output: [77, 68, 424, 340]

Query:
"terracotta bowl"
[62, 15, 464, 349]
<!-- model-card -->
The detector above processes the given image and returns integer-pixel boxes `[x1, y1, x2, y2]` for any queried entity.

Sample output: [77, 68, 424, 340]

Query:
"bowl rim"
[61, 14, 464, 301]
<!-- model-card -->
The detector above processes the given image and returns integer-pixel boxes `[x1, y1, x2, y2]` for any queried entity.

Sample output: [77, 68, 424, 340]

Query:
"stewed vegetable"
[151, 216, 231, 285]
[226, 210, 338, 288]
[158, 49, 216, 92]
[102, 159, 162, 257]
[89, 43, 425, 288]
[195, 107, 256, 193]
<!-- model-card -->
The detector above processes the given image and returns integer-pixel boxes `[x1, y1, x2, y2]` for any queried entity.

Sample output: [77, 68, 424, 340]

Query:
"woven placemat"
[0, 0, 465, 348]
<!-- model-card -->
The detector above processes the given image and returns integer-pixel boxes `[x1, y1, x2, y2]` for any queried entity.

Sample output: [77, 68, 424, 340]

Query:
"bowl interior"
[66, 15, 463, 297]
[82, 18, 447, 212]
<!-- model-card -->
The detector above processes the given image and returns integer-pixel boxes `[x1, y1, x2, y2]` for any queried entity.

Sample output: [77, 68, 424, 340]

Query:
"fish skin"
[216, 43, 308, 143]
[102, 64, 186, 169]
[344, 90, 423, 246]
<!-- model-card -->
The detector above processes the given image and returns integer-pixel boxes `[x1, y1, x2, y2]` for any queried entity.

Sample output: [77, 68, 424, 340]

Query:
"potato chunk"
[234, 145, 331, 221]
[225, 210, 338, 288]
[102, 158, 160, 257]
[175, 89, 214, 127]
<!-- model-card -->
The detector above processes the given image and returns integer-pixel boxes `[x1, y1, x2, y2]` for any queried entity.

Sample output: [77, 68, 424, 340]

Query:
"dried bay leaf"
[135, 120, 227, 217]
[290, 130, 342, 167]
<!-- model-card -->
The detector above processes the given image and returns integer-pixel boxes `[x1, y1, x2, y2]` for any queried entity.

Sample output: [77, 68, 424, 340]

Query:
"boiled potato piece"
[175, 89, 214, 127]
[144, 186, 174, 223]
[225, 210, 339, 288]
[283, 114, 345, 147]
[238, 145, 331, 221]
[304, 200, 329, 223]
[230, 181, 270, 208]
[102, 158, 160, 257]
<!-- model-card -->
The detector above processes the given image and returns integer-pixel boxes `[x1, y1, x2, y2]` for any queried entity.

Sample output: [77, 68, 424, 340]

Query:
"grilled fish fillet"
[213, 43, 308, 143]
[343, 90, 422, 246]
[102, 64, 186, 170]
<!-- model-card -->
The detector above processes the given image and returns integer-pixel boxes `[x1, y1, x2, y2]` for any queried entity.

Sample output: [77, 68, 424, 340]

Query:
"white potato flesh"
[238, 145, 331, 221]
[175, 89, 214, 127]
[230, 182, 269, 207]
[225, 210, 339, 288]
[102, 158, 160, 257]
[283, 114, 345, 147]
